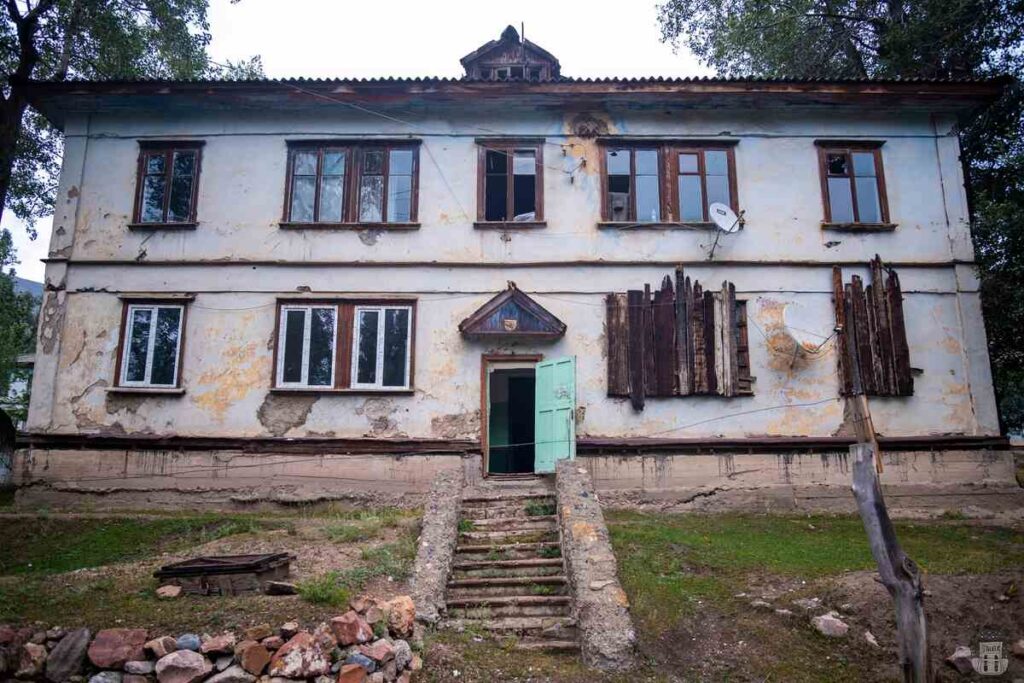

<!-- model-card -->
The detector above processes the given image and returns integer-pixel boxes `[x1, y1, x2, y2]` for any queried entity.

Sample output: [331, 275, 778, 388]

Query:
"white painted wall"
[27, 103, 1000, 440]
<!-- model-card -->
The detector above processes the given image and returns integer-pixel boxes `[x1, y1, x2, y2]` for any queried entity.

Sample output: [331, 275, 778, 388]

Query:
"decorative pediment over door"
[459, 282, 566, 341]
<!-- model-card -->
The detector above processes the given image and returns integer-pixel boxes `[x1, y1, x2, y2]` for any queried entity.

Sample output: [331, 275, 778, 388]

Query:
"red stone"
[267, 632, 330, 678]
[88, 629, 148, 669]
[337, 663, 368, 683]
[235, 640, 270, 675]
[329, 612, 373, 646]
[200, 632, 237, 655]
[358, 639, 394, 663]
[261, 635, 284, 651]
[384, 596, 415, 638]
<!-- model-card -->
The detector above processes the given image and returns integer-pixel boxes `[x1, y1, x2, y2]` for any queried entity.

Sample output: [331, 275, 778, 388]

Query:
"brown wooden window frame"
[281, 141, 421, 229]
[598, 140, 739, 227]
[272, 298, 417, 394]
[475, 138, 545, 228]
[130, 141, 204, 229]
[816, 141, 892, 228]
[113, 298, 190, 392]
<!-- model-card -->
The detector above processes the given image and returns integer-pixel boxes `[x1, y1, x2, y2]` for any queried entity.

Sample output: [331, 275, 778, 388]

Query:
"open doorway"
[482, 356, 540, 476]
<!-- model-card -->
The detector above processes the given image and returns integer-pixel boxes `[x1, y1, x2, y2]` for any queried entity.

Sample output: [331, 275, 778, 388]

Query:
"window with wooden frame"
[273, 300, 415, 392]
[476, 140, 544, 226]
[601, 142, 738, 225]
[816, 141, 890, 226]
[282, 142, 420, 227]
[116, 301, 187, 389]
[132, 141, 203, 227]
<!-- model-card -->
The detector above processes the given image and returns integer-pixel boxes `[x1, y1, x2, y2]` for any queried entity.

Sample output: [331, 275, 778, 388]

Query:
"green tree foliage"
[0, 230, 36, 422]
[658, 0, 1024, 430]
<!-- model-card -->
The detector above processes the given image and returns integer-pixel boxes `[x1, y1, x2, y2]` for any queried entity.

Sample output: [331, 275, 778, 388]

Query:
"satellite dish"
[782, 301, 830, 354]
[709, 203, 741, 233]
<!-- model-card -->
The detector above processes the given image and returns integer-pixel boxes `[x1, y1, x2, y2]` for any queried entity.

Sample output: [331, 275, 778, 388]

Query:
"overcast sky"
[6, 0, 707, 282]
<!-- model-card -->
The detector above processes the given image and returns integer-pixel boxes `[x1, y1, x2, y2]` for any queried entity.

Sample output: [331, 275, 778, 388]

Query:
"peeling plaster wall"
[26, 104, 1000, 447]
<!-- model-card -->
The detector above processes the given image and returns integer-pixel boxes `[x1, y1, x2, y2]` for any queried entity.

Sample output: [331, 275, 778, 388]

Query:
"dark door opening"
[487, 367, 535, 474]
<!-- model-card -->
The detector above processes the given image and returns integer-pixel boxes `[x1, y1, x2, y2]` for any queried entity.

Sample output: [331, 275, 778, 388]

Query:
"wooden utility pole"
[846, 393, 931, 682]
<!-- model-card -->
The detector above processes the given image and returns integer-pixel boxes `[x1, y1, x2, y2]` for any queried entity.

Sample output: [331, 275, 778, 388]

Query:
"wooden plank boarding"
[626, 289, 645, 411]
[675, 267, 692, 396]
[703, 289, 717, 395]
[692, 281, 707, 394]
[887, 269, 914, 395]
[654, 276, 677, 396]
[725, 282, 739, 397]
[871, 256, 897, 395]
[605, 294, 629, 397]
[735, 300, 752, 395]
[832, 266, 853, 395]
[850, 275, 876, 395]
[643, 283, 656, 397]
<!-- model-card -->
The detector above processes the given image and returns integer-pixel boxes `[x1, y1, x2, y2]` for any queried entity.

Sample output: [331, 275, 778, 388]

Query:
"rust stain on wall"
[192, 340, 267, 421]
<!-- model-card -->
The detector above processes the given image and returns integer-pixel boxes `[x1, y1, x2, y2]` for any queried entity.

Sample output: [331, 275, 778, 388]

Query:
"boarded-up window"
[832, 256, 913, 397]
[606, 268, 752, 410]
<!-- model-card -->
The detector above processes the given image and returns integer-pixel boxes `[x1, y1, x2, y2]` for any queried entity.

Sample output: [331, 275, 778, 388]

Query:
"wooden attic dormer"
[461, 25, 561, 82]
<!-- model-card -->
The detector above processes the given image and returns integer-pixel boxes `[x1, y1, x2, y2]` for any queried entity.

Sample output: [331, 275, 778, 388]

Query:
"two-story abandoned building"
[12, 27, 1017, 507]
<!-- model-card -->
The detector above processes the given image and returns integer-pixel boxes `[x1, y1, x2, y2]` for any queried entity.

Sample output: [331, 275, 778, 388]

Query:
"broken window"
[606, 268, 752, 410]
[478, 141, 543, 223]
[284, 142, 418, 225]
[276, 305, 337, 388]
[818, 142, 888, 224]
[603, 143, 738, 224]
[134, 142, 202, 225]
[352, 305, 412, 390]
[118, 302, 185, 388]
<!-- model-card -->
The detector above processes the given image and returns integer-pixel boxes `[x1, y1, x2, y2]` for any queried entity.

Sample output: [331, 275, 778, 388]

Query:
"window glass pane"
[363, 150, 385, 175]
[828, 177, 855, 223]
[323, 151, 346, 175]
[635, 150, 658, 175]
[172, 151, 195, 177]
[293, 151, 318, 176]
[706, 174, 731, 210]
[356, 310, 379, 384]
[705, 150, 728, 176]
[151, 307, 181, 385]
[290, 176, 316, 222]
[145, 154, 165, 174]
[852, 151, 877, 177]
[827, 153, 849, 176]
[606, 149, 630, 175]
[125, 308, 152, 382]
[282, 309, 305, 383]
[855, 177, 882, 223]
[485, 150, 508, 221]
[678, 153, 699, 174]
[389, 149, 413, 175]
[141, 175, 166, 222]
[359, 175, 384, 222]
[513, 151, 535, 176]
[387, 175, 412, 222]
[318, 175, 344, 222]
[167, 173, 194, 222]
[308, 307, 335, 386]
[635, 150, 660, 222]
[678, 175, 704, 221]
[382, 308, 410, 387]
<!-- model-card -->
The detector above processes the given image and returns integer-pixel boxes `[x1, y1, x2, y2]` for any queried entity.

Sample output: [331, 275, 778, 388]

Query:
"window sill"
[127, 222, 198, 231]
[270, 387, 415, 396]
[107, 387, 185, 396]
[473, 221, 547, 230]
[597, 221, 717, 231]
[821, 222, 897, 232]
[278, 222, 420, 231]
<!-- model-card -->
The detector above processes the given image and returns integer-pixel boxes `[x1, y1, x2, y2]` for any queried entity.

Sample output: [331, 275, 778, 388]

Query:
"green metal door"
[534, 356, 576, 473]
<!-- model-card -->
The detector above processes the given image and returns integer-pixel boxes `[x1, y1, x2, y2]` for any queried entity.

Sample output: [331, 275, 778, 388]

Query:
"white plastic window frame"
[275, 304, 338, 388]
[350, 305, 413, 391]
[119, 303, 185, 388]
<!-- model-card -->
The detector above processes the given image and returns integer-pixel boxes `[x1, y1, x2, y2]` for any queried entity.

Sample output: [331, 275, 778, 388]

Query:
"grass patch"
[323, 508, 413, 544]
[0, 515, 287, 577]
[298, 528, 418, 608]
[458, 519, 475, 533]
[294, 572, 352, 607]
[538, 545, 561, 559]
[524, 501, 556, 517]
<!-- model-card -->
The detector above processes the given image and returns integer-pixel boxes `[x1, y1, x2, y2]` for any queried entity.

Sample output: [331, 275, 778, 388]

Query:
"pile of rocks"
[0, 595, 423, 683]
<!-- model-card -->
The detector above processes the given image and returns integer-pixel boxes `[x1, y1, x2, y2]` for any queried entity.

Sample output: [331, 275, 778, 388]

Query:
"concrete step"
[453, 557, 564, 578]
[446, 594, 571, 609]
[461, 516, 557, 531]
[447, 584, 568, 600]
[462, 492, 555, 505]
[455, 541, 561, 561]
[513, 639, 579, 652]
[459, 504, 555, 520]
[447, 604, 570, 620]
[442, 615, 577, 636]
[448, 575, 567, 589]
[459, 528, 558, 544]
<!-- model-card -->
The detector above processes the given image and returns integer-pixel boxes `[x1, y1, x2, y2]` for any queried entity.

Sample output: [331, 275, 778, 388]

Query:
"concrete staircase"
[443, 479, 578, 652]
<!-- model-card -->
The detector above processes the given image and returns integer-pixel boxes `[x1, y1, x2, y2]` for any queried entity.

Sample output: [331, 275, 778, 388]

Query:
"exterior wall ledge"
[126, 222, 198, 231]
[821, 221, 898, 232]
[410, 467, 465, 624]
[106, 386, 185, 396]
[278, 221, 420, 230]
[597, 221, 716, 231]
